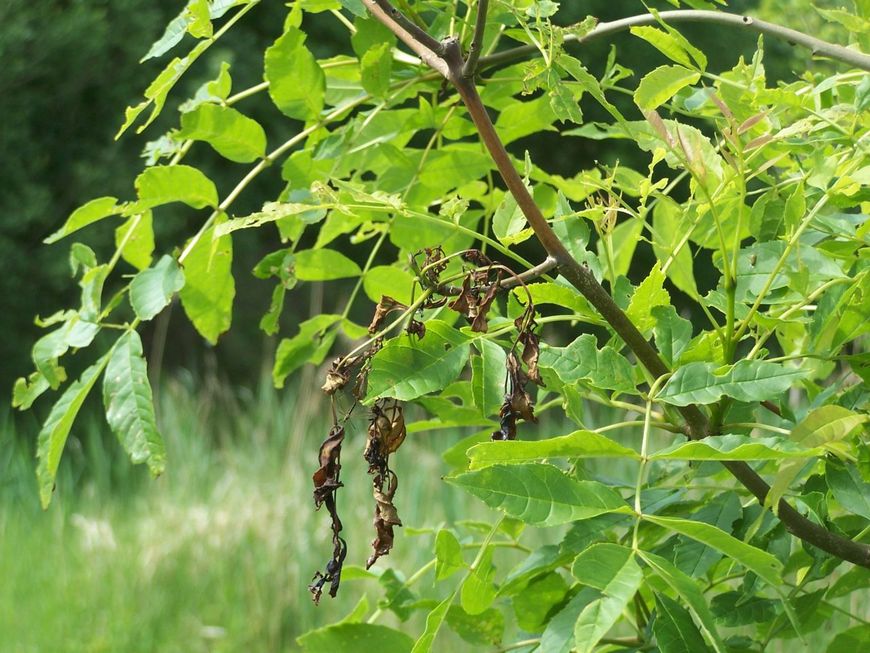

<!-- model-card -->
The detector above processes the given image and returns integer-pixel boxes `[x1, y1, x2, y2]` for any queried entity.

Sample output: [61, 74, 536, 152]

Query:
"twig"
[462, 0, 489, 78]
[481, 10, 870, 72]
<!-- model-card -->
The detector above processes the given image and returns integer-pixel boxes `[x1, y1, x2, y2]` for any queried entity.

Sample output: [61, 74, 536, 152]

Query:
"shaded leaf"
[297, 623, 413, 653]
[129, 255, 185, 321]
[179, 226, 234, 344]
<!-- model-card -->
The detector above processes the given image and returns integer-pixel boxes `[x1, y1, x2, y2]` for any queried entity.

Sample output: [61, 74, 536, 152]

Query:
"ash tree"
[13, 0, 870, 651]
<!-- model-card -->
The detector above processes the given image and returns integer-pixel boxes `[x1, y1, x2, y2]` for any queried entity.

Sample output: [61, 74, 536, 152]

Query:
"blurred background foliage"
[0, 1, 862, 649]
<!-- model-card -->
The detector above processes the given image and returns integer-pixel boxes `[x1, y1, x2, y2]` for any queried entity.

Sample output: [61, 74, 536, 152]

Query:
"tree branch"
[362, 0, 449, 77]
[364, 1, 870, 569]
[481, 9, 870, 72]
[462, 0, 489, 78]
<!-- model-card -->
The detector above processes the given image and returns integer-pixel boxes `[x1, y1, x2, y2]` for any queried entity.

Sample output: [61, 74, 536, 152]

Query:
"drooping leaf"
[102, 331, 165, 476]
[644, 515, 783, 586]
[129, 255, 185, 321]
[658, 360, 807, 406]
[366, 321, 471, 402]
[179, 225, 235, 344]
[44, 196, 122, 244]
[176, 103, 267, 162]
[511, 571, 569, 633]
[466, 430, 639, 469]
[447, 463, 631, 526]
[36, 351, 112, 508]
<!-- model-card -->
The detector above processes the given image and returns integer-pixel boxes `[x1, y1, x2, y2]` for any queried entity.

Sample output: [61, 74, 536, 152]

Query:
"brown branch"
[364, 1, 870, 569]
[463, 0, 489, 78]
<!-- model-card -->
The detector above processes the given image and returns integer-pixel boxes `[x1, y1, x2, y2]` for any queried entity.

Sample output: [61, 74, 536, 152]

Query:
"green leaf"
[44, 196, 122, 244]
[36, 351, 112, 508]
[574, 591, 638, 653]
[630, 26, 696, 68]
[363, 265, 415, 305]
[639, 551, 726, 653]
[651, 434, 824, 461]
[653, 593, 711, 653]
[32, 317, 100, 388]
[572, 544, 642, 602]
[511, 571, 569, 632]
[538, 335, 636, 393]
[446, 604, 504, 646]
[626, 262, 670, 335]
[298, 623, 413, 653]
[295, 249, 362, 281]
[411, 593, 454, 653]
[492, 192, 527, 244]
[435, 529, 464, 581]
[467, 430, 639, 469]
[658, 360, 807, 406]
[495, 95, 558, 144]
[115, 211, 155, 271]
[217, 201, 326, 236]
[520, 282, 594, 318]
[538, 588, 598, 653]
[360, 41, 392, 98]
[471, 339, 507, 418]
[826, 625, 870, 653]
[133, 164, 219, 210]
[102, 331, 165, 476]
[652, 305, 692, 368]
[644, 515, 783, 586]
[460, 546, 497, 615]
[117, 39, 211, 136]
[634, 65, 700, 111]
[265, 27, 325, 120]
[176, 103, 266, 163]
[651, 198, 698, 297]
[12, 372, 50, 410]
[272, 314, 341, 388]
[447, 463, 630, 526]
[366, 321, 471, 402]
[179, 226, 235, 344]
[129, 255, 185, 321]
[826, 461, 870, 520]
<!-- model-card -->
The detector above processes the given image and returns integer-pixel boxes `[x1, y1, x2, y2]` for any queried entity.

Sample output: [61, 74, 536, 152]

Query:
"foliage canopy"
[13, 0, 870, 650]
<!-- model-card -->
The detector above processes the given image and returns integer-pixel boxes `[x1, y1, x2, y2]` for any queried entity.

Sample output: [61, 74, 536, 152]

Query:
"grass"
[0, 368, 494, 652]
[1, 368, 867, 652]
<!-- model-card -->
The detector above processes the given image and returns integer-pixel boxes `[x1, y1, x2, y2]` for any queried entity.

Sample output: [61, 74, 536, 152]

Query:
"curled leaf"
[368, 296, 408, 334]
[310, 422, 348, 603]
